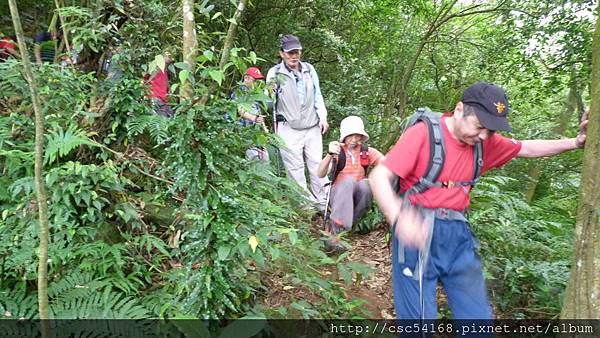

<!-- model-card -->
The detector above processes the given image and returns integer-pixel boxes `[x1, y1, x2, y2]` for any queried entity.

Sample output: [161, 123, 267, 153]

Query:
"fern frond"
[50, 288, 151, 320]
[44, 124, 97, 165]
[0, 289, 38, 319]
[126, 115, 170, 144]
[48, 270, 110, 301]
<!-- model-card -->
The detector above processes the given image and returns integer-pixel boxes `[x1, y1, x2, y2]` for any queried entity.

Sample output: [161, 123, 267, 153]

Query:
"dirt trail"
[343, 227, 395, 319]
[260, 226, 396, 319]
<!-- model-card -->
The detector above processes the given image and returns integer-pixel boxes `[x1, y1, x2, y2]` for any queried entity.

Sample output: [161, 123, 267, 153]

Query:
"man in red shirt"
[317, 116, 384, 251]
[144, 52, 173, 117]
[370, 82, 588, 320]
[0, 34, 19, 61]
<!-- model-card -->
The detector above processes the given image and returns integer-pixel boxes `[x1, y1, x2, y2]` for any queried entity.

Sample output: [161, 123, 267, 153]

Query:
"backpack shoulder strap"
[471, 142, 483, 186]
[406, 108, 445, 196]
[360, 143, 369, 175]
[329, 150, 346, 183]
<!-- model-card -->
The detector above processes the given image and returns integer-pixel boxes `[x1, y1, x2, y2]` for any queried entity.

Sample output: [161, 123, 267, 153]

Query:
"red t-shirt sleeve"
[381, 122, 426, 179]
[482, 133, 522, 173]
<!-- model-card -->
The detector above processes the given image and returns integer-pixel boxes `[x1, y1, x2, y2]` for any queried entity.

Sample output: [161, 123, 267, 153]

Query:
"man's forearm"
[317, 154, 333, 178]
[369, 165, 402, 224]
[518, 138, 580, 158]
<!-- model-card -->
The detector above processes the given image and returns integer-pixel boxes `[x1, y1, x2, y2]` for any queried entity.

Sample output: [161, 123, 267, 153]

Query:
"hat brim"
[282, 44, 302, 52]
[340, 132, 369, 143]
[472, 105, 512, 132]
[248, 74, 264, 79]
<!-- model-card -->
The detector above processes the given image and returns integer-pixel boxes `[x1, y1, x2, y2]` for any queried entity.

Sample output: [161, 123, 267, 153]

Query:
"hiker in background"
[34, 24, 62, 64]
[370, 82, 588, 321]
[266, 34, 330, 213]
[94, 43, 124, 115]
[143, 52, 173, 118]
[0, 33, 19, 61]
[317, 116, 384, 251]
[230, 66, 269, 162]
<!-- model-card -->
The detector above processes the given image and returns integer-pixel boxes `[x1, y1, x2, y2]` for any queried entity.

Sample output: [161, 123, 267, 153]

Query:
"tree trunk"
[524, 163, 542, 203]
[8, 0, 51, 334]
[218, 0, 248, 70]
[181, 0, 197, 100]
[561, 1, 600, 319]
[195, 0, 248, 107]
[526, 68, 579, 203]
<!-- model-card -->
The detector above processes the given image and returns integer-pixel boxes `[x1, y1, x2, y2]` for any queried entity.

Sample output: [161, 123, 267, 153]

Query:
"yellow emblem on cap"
[494, 102, 506, 114]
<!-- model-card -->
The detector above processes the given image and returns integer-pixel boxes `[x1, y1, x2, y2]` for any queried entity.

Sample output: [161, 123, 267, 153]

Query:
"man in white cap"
[267, 34, 330, 212]
[317, 116, 384, 250]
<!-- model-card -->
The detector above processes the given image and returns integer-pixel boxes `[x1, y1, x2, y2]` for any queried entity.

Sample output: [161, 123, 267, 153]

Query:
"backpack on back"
[400, 108, 483, 198]
[328, 143, 370, 183]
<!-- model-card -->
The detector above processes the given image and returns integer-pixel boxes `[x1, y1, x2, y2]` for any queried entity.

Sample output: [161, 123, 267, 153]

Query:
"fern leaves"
[44, 124, 97, 165]
[126, 115, 170, 145]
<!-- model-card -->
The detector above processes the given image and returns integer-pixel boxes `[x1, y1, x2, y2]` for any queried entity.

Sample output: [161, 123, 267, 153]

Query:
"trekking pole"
[323, 156, 337, 227]
[418, 250, 426, 337]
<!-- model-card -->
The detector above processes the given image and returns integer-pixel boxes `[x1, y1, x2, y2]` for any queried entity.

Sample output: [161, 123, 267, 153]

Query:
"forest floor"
[343, 227, 396, 319]
[261, 226, 397, 319]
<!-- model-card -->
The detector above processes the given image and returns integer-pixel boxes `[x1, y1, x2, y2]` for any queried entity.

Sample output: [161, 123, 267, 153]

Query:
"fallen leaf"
[249, 235, 258, 253]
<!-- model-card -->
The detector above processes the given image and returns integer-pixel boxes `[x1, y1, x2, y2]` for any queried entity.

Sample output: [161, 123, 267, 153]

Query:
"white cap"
[339, 116, 369, 143]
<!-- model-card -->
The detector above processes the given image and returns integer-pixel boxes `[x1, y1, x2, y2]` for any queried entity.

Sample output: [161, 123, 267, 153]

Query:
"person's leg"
[246, 147, 269, 162]
[245, 148, 260, 161]
[329, 177, 356, 231]
[258, 147, 269, 162]
[304, 125, 328, 212]
[438, 220, 493, 320]
[392, 232, 438, 320]
[277, 123, 309, 191]
[352, 179, 372, 225]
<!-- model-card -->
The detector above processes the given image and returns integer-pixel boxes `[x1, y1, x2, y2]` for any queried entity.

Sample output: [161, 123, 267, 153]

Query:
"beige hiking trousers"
[277, 122, 328, 211]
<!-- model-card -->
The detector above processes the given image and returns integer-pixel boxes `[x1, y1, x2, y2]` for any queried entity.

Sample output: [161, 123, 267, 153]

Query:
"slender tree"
[525, 66, 581, 203]
[8, 0, 51, 336]
[219, 0, 248, 70]
[195, 0, 248, 106]
[181, 0, 197, 100]
[561, 1, 600, 319]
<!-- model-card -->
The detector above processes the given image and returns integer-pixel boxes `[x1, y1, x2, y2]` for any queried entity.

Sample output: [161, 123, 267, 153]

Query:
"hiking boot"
[324, 239, 346, 255]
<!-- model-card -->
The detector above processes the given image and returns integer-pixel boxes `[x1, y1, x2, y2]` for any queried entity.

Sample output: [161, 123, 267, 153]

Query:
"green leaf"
[208, 69, 224, 86]
[203, 50, 214, 62]
[217, 246, 231, 261]
[173, 320, 211, 338]
[174, 62, 191, 71]
[338, 265, 352, 285]
[269, 246, 280, 260]
[218, 315, 266, 338]
[179, 70, 191, 83]
[155, 54, 166, 71]
[287, 230, 298, 245]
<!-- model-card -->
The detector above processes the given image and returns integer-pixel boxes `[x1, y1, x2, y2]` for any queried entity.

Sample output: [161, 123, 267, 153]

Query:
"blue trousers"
[391, 218, 492, 320]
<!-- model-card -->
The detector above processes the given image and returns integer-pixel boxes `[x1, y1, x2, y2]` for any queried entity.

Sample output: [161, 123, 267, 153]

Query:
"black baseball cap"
[281, 34, 302, 52]
[461, 82, 512, 132]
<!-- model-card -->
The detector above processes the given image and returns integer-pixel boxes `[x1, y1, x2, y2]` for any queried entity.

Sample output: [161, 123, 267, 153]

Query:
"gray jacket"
[266, 61, 327, 130]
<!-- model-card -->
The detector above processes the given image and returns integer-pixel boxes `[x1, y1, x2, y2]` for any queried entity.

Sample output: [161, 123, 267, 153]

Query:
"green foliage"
[470, 174, 576, 318]
[44, 123, 97, 165]
[0, 0, 592, 322]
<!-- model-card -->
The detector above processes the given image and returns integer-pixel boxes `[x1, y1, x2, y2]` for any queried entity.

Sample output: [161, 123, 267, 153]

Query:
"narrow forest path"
[260, 225, 396, 319]
[343, 227, 395, 319]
